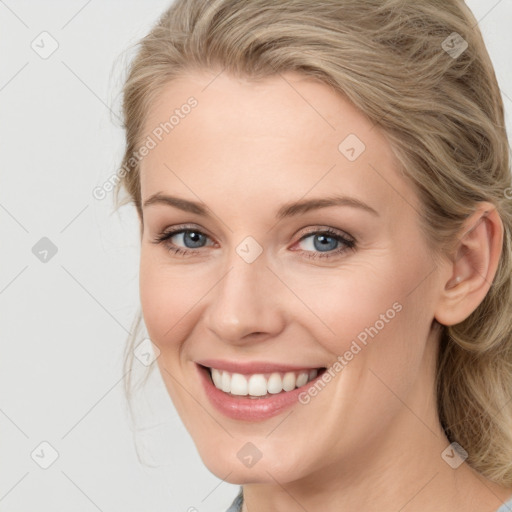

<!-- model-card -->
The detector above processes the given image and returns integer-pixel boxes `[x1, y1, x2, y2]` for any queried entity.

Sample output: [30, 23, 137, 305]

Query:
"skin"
[137, 70, 512, 511]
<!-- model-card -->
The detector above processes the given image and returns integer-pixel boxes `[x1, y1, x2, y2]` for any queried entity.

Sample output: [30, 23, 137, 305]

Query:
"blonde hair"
[115, 0, 512, 485]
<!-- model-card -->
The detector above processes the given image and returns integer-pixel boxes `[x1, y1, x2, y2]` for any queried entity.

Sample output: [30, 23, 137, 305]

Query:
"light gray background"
[1, 1, 511, 511]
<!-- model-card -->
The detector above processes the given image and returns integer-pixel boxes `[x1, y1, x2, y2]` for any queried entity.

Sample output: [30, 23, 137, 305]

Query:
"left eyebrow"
[276, 195, 379, 219]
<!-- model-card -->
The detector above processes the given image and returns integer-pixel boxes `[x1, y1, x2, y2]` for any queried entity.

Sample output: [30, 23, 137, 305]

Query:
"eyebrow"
[142, 193, 379, 218]
[276, 195, 379, 218]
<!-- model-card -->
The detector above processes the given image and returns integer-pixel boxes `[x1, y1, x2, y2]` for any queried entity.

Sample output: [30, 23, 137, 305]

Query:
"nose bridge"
[204, 244, 285, 342]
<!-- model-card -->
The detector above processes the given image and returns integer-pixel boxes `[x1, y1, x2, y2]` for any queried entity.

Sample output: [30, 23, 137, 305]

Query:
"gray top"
[497, 497, 512, 512]
[225, 488, 243, 512]
[226, 488, 512, 512]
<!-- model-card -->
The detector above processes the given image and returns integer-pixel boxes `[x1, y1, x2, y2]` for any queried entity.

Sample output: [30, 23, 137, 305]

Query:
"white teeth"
[230, 373, 248, 396]
[282, 372, 296, 391]
[296, 371, 309, 387]
[221, 371, 231, 393]
[209, 367, 321, 397]
[211, 368, 223, 389]
[267, 373, 283, 394]
[248, 374, 267, 396]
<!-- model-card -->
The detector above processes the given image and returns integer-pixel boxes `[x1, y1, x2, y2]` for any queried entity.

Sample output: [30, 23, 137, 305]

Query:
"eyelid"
[153, 225, 354, 243]
[289, 227, 356, 257]
[295, 225, 355, 242]
[153, 224, 356, 259]
[151, 223, 215, 243]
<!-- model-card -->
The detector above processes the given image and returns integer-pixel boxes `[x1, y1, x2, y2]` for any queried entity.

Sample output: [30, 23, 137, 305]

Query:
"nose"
[202, 247, 287, 345]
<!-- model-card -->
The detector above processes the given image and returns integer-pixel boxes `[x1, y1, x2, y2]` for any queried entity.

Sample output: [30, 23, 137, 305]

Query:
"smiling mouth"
[201, 365, 327, 399]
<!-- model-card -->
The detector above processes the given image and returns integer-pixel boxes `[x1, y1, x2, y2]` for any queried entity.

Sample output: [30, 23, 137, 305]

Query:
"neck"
[240, 331, 511, 512]
[241, 413, 508, 512]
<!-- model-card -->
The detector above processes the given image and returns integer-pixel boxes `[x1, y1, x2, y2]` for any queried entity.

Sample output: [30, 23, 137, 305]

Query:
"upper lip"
[196, 358, 325, 375]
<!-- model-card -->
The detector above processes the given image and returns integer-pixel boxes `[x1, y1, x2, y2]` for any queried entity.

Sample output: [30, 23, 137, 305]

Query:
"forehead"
[139, 70, 416, 218]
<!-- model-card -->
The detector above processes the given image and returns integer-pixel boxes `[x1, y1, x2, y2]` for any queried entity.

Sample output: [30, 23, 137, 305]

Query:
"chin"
[193, 435, 309, 485]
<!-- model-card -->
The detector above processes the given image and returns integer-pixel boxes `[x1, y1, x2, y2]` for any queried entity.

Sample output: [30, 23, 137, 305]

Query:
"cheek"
[139, 250, 202, 348]
[279, 263, 408, 353]
[282, 248, 434, 371]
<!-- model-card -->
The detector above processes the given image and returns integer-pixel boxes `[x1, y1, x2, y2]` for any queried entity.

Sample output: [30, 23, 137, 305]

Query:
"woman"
[116, 1, 512, 510]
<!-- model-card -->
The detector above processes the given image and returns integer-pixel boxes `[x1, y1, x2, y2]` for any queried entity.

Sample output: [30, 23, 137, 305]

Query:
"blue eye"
[153, 226, 356, 260]
[172, 230, 208, 249]
[294, 228, 355, 259]
[298, 233, 340, 252]
[152, 227, 214, 255]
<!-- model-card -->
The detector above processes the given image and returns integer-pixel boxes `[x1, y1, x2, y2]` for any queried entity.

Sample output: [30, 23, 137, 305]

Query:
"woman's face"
[138, 70, 447, 484]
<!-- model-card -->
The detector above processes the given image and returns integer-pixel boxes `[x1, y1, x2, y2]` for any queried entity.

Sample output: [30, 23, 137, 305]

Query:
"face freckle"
[137, 70, 444, 485]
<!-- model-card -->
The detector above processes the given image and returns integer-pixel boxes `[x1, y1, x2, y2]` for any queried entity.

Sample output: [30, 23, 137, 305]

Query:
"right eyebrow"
[142, 193, 211, 217]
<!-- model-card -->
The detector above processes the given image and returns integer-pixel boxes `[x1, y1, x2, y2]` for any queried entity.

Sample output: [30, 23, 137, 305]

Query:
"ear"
[434, 202, 504, 326]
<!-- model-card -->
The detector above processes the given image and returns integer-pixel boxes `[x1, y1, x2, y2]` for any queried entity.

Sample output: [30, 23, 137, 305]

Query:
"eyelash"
[151, 225, 356, 260]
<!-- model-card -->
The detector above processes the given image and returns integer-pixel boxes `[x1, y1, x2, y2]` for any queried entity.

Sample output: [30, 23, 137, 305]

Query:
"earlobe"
[434, 203, 504, 327]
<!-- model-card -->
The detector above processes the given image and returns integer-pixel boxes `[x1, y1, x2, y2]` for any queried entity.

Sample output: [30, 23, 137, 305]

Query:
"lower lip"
[197, 364, 324, 421]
